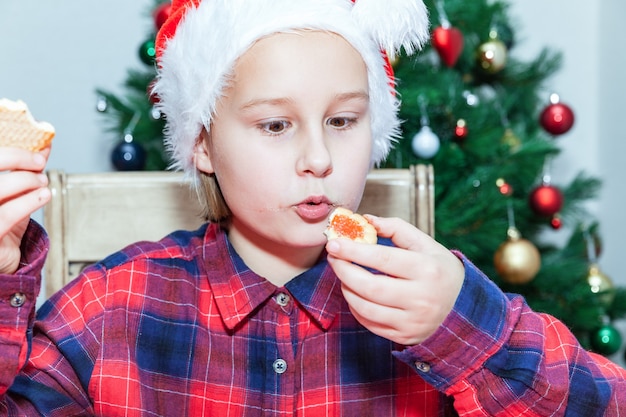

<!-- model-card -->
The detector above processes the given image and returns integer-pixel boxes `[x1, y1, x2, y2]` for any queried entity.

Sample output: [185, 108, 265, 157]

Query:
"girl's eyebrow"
[334, 91, 370, 103]
[239, 97, 295, 112]
[239, 91, 369, 113]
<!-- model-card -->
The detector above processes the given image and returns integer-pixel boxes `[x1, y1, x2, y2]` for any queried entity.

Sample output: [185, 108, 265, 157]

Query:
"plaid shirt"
[1, 221, 625, 416]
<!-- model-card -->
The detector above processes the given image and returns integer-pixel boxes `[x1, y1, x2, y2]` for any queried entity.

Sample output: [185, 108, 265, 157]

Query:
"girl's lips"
[295, 199, 333, 221]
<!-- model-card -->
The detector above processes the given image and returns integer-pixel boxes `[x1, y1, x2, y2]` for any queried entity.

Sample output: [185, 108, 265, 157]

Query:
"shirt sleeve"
[0, 221, 101, 415]
[0, 220, 47, 397]
[393, 254, 626, 416]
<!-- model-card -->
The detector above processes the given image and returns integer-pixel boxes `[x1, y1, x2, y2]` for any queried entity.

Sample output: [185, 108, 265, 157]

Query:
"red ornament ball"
[550, 215, 562, 230]
[540, 102, 575, 135]
[432, 26, 464, 68]
[499, 183, 513, 196]
[153, 3, 172, 30]
[496, 178, 513, 196]
[454, 119, 468, 141]
[529, 184, 563, 217]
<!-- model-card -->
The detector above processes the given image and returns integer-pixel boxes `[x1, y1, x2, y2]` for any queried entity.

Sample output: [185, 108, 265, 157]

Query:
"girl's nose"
[296, 125, 333, 177]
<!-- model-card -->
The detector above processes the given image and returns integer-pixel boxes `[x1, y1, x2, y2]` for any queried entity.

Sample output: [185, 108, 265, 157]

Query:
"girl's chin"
[277, 225, 328, 249]
[233, 212, 329, 248]
[283, 229, 328, 248]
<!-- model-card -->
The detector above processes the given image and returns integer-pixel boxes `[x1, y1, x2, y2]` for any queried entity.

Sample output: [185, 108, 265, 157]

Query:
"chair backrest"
[43, 165, 434, 298]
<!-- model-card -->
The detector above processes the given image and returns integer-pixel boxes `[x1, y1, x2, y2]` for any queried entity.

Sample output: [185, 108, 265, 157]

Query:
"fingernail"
[37, 173, 48, 185]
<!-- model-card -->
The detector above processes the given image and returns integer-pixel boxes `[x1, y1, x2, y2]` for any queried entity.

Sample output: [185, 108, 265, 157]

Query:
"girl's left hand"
[326, 215, 465, 346]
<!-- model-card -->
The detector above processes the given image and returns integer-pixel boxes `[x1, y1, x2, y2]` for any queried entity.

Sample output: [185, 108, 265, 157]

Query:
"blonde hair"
[195, 170, 230, 222]
[192, 130, 230, 222]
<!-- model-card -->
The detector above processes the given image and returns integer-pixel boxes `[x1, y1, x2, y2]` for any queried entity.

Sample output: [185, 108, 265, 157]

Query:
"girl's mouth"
[295, 197, 334, 221]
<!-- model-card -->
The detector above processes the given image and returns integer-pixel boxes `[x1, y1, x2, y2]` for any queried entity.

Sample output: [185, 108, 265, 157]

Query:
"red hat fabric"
[156, 0, 397, 81]
[155, 0, 200, 64]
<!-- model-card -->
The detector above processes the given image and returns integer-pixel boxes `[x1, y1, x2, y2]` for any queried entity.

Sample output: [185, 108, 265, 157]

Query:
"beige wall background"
[2, 1, 625, 364]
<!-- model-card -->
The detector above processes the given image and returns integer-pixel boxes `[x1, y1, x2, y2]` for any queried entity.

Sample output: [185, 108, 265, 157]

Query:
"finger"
[331, 258, 401, 330]
[369, 215, 466, 281]
[329, 252, 444, 323]
[328, 254, 411, 307]
[345, 304, 421, 346]
[0, 171, 49, 203]
[328, 214, 461, 273]
[0, 147, 49, 172]
[335, 267, 431, 345]
[332, 254, 460, 345]
[326, 232, 464, 306]
[365, 215, 437, 253]
[326, 237, 432, 281]
[0, 187, 51, 236]
[341, 296, 399, 338]
[345, 296, 438, 346]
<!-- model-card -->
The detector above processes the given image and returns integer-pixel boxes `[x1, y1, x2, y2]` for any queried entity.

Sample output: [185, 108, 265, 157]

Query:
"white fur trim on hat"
[154, 0, 429, 175]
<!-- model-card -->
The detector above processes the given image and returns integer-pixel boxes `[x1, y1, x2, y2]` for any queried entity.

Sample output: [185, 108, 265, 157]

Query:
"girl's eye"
[327, 117, 356, 129]
[260, 120, 290, 135]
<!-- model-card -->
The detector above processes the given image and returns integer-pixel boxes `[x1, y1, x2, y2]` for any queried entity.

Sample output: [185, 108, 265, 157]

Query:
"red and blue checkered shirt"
[1, 221, 625, 416]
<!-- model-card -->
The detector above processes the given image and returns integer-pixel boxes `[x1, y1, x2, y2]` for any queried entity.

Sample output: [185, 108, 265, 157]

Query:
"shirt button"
[275, 293, 290, 307]
[273, 358, 287, 374]
[10, 292, 27, 308]
[415, 361, 431, 373]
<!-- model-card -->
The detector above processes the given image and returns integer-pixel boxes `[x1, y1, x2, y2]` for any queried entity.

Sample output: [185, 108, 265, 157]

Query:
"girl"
[1, 0, 625, 415]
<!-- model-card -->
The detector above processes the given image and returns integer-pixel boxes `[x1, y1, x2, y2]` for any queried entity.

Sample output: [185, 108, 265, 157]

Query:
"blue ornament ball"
[111, 141, 147, 171]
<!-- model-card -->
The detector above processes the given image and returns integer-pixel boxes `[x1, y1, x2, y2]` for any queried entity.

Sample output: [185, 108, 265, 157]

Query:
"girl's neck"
[226, 224, 325, 287]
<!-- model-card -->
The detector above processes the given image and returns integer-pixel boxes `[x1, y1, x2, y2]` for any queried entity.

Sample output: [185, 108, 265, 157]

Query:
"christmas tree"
[95, 1, 171, 171]
[386, 0, 626, 355]
[96, 0, 626, 357]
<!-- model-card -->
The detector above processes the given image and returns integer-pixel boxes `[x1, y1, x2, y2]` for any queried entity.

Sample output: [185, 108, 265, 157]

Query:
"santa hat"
[153, 0, 429, 174]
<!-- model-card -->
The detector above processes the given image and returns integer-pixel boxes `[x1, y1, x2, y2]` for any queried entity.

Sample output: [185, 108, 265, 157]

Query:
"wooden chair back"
[42, 165, 434, 298]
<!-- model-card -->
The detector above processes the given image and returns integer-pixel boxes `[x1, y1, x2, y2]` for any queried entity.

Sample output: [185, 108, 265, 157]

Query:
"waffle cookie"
[0, 98, 55, 151]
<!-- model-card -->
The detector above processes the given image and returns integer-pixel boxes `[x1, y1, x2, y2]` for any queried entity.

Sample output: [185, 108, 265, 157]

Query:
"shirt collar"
[203, 224, 343, 331]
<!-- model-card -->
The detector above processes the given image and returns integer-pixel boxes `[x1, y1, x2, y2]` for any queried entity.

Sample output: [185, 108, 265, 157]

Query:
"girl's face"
[195, 31, 372, 261]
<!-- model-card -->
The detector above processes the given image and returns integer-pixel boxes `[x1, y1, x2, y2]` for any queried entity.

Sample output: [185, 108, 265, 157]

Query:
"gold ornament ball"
[476, 39, 507, 74]
[494, 236, 541, 284]
[587, 263, 615, 306]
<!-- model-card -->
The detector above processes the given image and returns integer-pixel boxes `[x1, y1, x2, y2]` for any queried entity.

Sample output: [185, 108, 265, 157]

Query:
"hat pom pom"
[351, 0, 430, 58]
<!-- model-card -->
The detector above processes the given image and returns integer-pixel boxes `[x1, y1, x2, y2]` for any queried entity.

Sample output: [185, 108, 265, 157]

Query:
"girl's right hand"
[0, 146, 51, 274]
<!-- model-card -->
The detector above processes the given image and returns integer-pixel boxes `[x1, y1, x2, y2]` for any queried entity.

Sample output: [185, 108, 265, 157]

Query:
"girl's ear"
[193, 132, 215, 174]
